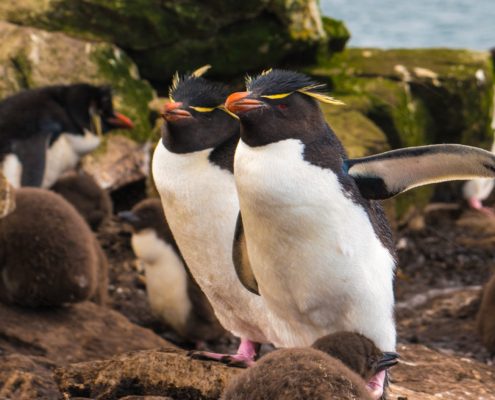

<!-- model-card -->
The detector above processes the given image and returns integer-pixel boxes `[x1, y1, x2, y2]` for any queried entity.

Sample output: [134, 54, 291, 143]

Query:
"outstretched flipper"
[232, 212, 259, 296]
[13, 133, 51, 187]
[345, 144, 495, 200]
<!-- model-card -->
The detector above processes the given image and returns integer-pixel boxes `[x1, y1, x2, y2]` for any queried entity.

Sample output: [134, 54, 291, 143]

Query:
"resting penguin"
[52, 171, 112, 231]
[0, 84, 134, 189]
[152, 66, 277, 365]
[222, 347, 372, 400]
[226, 69, 495, 397]
[0, 187, 108, 307]
[119, 198, 225, 343]
[477, 272, 495, 355]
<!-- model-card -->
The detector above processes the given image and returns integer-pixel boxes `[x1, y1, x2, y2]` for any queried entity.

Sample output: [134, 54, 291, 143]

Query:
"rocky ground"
[1, 189, 495, 399]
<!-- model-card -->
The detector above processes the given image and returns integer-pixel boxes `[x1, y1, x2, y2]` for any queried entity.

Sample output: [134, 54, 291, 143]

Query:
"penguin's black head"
[161, 66, 239, 153]
[118, 198, 165, 234]
[225, 69, 343, 146]
[62, 84, 134, 135]
[312, 331, 399, 381]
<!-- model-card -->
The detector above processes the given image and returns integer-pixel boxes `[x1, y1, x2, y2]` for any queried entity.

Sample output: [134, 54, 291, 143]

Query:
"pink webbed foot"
[367, 370, 386, 400]
[468, 197, 495, 217]
[188, 338, 259, 368]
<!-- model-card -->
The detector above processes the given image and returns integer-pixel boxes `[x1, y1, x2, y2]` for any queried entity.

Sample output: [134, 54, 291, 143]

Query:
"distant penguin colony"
[477, 272, 495, 355]
[222, 347, 372, 400]
[52, 171, 112, 231]
[119, 198, 225, 343]
[225, 69, 495, 396]
[0, 188, 108, 307]
[0, 84, 133, 189]
[152, 66, 278, 365]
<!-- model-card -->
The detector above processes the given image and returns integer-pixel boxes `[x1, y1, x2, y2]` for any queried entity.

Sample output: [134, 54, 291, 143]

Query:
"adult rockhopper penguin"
[0, 84, 133, 189]
[152, 66, 278, 366]
[226, 69, 495, 396]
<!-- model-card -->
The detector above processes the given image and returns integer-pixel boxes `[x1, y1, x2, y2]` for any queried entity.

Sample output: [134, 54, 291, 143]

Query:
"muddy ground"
[100, 190, 495, 365]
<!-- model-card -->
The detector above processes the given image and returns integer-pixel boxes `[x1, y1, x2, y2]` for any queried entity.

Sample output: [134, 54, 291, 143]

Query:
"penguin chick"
[221, 347, 372, 400]
[52, 171, 112, 230]
[0, 84, 134, 189]
[119, 198, 225, 342]
[153, 66, 275, 365]
[0, 188, 108, 307]
[477, 272, 495, 355]
[312, 331, 399, 399]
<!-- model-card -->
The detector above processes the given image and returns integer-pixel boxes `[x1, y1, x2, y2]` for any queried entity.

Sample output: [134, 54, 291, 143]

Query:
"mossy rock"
[0, 22, 154, 142]
[321, 16, 350, 53]
[0, 0, 329, 83]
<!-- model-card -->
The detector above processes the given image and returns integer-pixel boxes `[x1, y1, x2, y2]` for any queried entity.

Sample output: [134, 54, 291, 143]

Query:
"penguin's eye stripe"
[190, 106, 216, 112]
[261, 93, 292, 100]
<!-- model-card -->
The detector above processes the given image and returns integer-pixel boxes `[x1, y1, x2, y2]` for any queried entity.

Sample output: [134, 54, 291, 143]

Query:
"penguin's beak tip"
[107, 112, 134, 129]
[161, 101, 193, 122]
[225, 91, 264, 115]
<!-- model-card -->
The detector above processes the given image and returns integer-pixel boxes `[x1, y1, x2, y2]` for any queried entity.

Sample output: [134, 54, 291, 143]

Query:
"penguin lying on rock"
[119, 198, 225, 344]
[222, 331, 395, 400]
[226, 69, 495, 397]
[477, 272, 495, 355]
[0, 188, 108, 307]
[0, 84, 133, 189]
[52, 171, 112, 231]
[152, 66, 276, 366]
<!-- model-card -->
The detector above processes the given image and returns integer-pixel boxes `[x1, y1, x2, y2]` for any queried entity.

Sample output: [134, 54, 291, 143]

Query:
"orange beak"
[225, 92, 265, 115]
[107, 112, 134, 129]
[161, 102, 192, 122]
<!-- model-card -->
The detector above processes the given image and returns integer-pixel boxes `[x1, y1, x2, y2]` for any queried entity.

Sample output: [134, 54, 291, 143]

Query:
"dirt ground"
[100, 191, 495, 365]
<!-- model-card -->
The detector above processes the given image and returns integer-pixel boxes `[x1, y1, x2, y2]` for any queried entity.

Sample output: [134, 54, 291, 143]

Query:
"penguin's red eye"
[277, 104, 288, 110]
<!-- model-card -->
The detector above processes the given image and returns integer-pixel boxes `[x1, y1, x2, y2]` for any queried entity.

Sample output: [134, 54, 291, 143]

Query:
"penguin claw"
[187, 350, 254, 368]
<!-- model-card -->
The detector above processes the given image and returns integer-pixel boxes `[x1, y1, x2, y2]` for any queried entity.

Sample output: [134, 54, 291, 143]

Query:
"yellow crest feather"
[297, 89, 345, 105]
[169, 71, 180, 102]
[261, 93, 292, 100]
[191, 65, 212, 78]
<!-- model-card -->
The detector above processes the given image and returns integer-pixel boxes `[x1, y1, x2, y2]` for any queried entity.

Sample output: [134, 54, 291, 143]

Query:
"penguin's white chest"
[1, 154, 22, 188]
[131, 229, 191, 334]
[234, 138, 396, 351]
[42, 130, 100, 188]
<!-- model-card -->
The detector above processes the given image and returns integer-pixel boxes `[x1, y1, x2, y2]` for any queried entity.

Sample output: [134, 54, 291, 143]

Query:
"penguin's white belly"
[152, 140, 273, 343]
[42, 131, 100, 188]
[235, 139, 396, 351]
[1, 154, 22, 188]
[131, 230, 191, 334]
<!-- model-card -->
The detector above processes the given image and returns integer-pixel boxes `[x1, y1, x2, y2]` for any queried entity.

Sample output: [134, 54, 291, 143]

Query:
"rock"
[0, 0, 334, 83]
[322, 16, 350, 52]
[0, 353, 60, 399]
[389, 344, 495, 399]
[0, 172, 15, 218]
[82, 135, 151, 191]
[55, 348, 240, 400]
[0, 301, 174, 366]
[0, 21, 154, 142]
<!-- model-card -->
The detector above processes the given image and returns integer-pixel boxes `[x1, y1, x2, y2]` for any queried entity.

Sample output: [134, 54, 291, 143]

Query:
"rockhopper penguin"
[152, 66, 279, 366]
[0, 187, 108, 307]
[226, 69, 495, 396]
[119, 198, 225, 343]
[0, 84, 133, 189]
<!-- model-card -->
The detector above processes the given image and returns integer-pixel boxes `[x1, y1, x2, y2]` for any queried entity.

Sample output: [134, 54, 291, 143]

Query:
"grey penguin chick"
[227, 69, 495, 395]
[312, 332, 399, 399]
[477, 272, 495, 355]
[51, 171, 112, 230]
[119, 198, 225, 343]
[0, 187, 108, 306]
[221, 347, 372, 400]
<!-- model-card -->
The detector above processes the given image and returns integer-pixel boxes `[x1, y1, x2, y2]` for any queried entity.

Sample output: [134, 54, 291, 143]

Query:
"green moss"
[10, 52, 33, 89]
[321, 16, 350, 52]
[91, 46, 154, 142]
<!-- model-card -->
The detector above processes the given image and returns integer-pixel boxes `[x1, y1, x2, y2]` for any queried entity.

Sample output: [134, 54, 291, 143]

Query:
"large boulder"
[0, 0, 342, 83]
[0, 21, 154, 142]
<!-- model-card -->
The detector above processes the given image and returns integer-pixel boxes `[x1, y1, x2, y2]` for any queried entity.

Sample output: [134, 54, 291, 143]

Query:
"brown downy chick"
[477, 273, 495, 354]
[222, 347, 372, 400]
[0, 188, 108, 307]
[312, 331, 399, 400]
[119, 198, 225, 343]
[51, 171, 112, 231]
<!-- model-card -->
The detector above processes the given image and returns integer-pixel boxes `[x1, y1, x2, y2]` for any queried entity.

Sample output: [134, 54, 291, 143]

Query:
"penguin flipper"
[14, 133, 51, 187]
[233, 212, 260, 296]
[345, 144, 495, 200]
